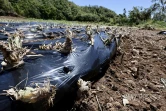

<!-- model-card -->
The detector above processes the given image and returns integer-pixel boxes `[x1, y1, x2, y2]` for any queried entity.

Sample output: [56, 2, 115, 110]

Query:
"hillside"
[0, 0, 116, 22]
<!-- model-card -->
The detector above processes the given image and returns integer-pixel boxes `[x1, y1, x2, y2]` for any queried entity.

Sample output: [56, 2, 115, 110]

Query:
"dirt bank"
[73, 29, 166, 111]
[0, 16, 25, 20]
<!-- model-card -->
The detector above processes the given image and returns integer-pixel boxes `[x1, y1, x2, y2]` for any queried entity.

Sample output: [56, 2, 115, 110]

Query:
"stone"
[123, 98, 129, 106]
[109, 108, 116, 111]
[132, 49, 139, 56]
[109, 97, 114, 102]
[113, 101, 121, 108]
[144, 98, 152, 103]
[161, 78, 166, 87]
[131, 60, 138, 65]
[1, 61, 7, 66]
[129, 100, 140, 107]
[139, 88, 146, 92]
[147, 83, 159, 92]
[106, 103, 113, 109]
[123, 70, 131, 74]
[125, 80, 136, 88]
[150, 104, 158, 111]
[152, 54, 158, 58]
[131, 67, 137, 72]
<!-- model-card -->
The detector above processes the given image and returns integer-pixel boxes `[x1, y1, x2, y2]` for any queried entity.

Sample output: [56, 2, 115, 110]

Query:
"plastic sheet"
[0, 22, 118, 111]
[157, 31, 166, 35]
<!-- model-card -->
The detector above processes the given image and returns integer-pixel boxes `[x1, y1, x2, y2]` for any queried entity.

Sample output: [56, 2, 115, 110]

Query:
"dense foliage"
[0, 0, 165, 25]
[0, 0, 117, 23]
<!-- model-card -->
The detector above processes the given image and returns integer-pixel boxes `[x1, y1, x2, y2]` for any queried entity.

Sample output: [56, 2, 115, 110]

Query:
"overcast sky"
[69, 0, 153, 14]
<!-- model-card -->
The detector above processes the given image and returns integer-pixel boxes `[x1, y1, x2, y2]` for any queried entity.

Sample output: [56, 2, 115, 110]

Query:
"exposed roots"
[77, 79, 91, 92]
[77, 79, 91, 98]
[0, 33, 29, 69]
[3, 80, 56, 106]
[39, 29, 73, 54]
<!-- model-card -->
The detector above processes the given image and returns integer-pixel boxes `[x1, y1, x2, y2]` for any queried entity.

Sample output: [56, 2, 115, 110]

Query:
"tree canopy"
[0, 0, 116, 23]
[0, 0, 165, 25]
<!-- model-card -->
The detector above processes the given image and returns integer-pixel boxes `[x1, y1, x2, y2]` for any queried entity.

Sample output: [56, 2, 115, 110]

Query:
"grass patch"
[138, 20, 166, 30]
[0, 16, 103, 26]
[0, 16, 165, 30]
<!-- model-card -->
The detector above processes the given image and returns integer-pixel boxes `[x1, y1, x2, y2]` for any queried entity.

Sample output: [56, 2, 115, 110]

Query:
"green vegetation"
[0, 0, 165, 29]
[138, 20, 166, 30]
[0, 0, 116, 23]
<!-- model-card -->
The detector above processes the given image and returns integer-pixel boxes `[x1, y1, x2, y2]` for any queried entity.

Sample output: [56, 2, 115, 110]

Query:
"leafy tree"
[128, 7, 152, 25]
[123, 8, 127, 17]
[0, 0, 14, 15]
[151, 0, 166, 20]
[2, 0, 164, 25]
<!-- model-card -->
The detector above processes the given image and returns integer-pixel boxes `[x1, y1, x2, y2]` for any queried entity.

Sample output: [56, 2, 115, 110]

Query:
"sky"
[69, 0, 153, 14]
